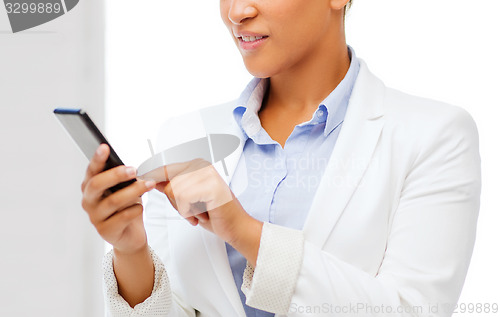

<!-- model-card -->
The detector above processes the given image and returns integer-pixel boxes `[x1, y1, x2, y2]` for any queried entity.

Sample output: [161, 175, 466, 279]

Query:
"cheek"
[219, 2, 231, 30]
[268, 2, 328, 53]
[266, 17, 321, 64]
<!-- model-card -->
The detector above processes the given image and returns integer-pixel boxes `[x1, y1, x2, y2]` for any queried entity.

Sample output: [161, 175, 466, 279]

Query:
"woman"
[81, 0, 481, 316]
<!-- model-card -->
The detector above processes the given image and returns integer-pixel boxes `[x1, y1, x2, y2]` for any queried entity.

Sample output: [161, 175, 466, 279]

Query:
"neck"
[262, 26, 350, 116]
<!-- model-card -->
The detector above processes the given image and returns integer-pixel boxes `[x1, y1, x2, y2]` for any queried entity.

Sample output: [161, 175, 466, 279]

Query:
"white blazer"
[103, 58, 481, 317]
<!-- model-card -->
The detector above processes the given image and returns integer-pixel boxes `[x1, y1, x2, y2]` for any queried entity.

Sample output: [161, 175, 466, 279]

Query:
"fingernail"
[126, 166, 136, 177]
[96, 145, 104, 157]
[145, 180, 155, 189]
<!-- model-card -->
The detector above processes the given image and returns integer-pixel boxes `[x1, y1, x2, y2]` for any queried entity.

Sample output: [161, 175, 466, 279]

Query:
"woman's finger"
[90, 179, 156, 225]
[185, 216, 198, 226]
[95, 202, 144, 240]
[81, 144, 109, 193]
[84, 165, 137, 206]
[161, 181, 178, 210]
[196, 212, 209, 223]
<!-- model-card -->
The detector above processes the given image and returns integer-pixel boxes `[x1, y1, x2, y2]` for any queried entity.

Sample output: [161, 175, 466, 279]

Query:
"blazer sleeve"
[241, 107, 481, 317]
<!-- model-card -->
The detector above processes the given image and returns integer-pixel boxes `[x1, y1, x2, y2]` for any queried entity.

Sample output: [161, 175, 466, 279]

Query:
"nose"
[227, 0, 257, 25]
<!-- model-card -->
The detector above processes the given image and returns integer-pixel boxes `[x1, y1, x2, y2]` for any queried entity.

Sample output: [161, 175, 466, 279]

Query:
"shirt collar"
[233, 45, 360, 141]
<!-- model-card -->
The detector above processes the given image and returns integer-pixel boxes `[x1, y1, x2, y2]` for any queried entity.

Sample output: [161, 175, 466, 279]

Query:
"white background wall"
[0, 0, 105, 316]
[106, 0, 500, 315]
[0, 0, 498, 316]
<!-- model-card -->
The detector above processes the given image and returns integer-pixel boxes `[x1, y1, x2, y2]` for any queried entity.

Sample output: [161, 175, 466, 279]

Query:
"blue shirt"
[226, 46, 360, 316]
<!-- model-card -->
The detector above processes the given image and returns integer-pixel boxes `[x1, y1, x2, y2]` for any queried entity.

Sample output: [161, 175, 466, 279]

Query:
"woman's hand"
[81, 144, 156, 254]
[81, 144, 157, 306]
[155, 159, 263, 266]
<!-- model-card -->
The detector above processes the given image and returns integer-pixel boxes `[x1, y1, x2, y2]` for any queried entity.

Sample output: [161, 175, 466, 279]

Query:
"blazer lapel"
[198, 104, 247, 317]
[200, 230, 246, 317]
[195, 58, 386, 312]
[302, 59, 386, 248]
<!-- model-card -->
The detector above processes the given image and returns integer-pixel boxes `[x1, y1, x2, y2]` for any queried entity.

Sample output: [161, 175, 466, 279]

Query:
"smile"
[237, 35, 269, 51]
[240, 36, 267, 42]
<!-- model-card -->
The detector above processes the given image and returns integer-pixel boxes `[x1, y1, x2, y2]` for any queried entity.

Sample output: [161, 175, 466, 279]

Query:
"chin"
[242, 58, 276, 79]
[246, 69, 271, 79]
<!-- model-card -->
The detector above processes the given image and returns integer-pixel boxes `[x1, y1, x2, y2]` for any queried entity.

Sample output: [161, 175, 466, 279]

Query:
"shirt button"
[316, 110, 325, 118]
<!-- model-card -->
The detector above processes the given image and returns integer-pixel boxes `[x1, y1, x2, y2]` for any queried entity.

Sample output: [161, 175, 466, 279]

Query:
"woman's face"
[220, 0, 345, 78]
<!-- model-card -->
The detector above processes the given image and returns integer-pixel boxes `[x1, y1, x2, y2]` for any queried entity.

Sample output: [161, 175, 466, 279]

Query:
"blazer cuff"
[241, 222, 305, 314]
[103, 246, 172, 316]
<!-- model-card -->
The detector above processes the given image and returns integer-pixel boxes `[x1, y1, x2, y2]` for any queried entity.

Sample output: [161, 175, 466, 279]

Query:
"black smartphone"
[53, 108, 136, 193]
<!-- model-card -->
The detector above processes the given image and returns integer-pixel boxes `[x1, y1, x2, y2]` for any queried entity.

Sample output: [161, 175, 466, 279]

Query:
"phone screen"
[54, 108, 136, 193]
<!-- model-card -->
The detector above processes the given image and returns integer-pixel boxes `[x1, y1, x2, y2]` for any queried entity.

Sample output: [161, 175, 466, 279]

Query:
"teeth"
[241, 36, 264, 42]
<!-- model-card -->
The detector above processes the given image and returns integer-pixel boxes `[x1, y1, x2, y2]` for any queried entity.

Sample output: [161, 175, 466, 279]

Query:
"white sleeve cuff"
[102, 246, 172, 316]
[241, 222, 305, 314]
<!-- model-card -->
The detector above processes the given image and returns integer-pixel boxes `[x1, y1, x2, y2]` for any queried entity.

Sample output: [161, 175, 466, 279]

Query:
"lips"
[234, 32, 269, 50]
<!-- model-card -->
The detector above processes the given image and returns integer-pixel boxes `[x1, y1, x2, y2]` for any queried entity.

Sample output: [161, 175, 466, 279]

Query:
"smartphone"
[53, 108, 136, 193]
